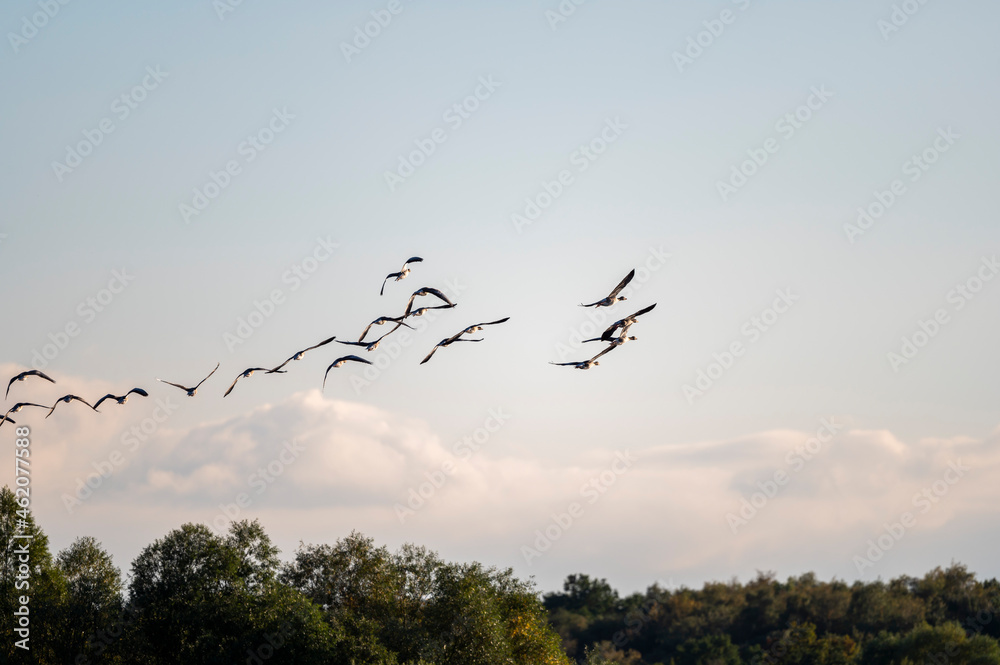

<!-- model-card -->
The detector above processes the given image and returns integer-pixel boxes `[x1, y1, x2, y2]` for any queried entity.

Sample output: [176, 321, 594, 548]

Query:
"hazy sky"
[1, 0, 998, 594]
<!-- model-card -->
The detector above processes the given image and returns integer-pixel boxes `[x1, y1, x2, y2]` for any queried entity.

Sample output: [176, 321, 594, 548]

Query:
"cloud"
[4, 366, 998, 590]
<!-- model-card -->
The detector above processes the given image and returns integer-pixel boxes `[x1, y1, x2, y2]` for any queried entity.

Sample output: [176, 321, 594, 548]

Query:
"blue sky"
[1, 0, 998, 594]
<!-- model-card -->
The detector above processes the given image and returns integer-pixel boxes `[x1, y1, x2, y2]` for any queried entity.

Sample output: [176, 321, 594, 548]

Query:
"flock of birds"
[0, 257, 656, 428]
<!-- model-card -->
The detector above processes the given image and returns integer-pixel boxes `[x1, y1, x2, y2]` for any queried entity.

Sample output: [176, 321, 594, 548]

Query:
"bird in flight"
[550, 345, 615, 370]
[590, 303, 657, 341]
[380, 256, 423, 295]
[580, 269, 635, 308]
[157, 362, 220, 397]
[338, 321, 408, 352]
[267, 335, 338, 373]
[93, 388, 149, 411]
[403, 287, 455, 316]
[358, 317, 412, 342]
[46, 394, 98, 418]
[224, 367, 286, 398]
[323, 355, 373, 390]
[3, 402, 49, 423]
[6, 369, 55, 399]
[405, 304, 456, 318]
[420, 317, 510, 365]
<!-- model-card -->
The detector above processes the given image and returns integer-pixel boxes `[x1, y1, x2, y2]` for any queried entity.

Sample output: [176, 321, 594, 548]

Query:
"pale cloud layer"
[5, 362, 998, 593]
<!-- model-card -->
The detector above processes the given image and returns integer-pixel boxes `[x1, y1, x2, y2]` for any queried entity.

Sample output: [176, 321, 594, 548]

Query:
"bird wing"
[403, 256, 424, 268]
[606, 269, 636, 299]
[549, 361, 580, 366]
[93, 394, 116, 410]
[628, 303, 656, 319]
[0, 415, 14, 427]
[128, 388, 149, 397]
[223, 374, 243, 398]
[469, 316, 510, 330]
[70, 395, 97, 410]
[336, 339, 366, 347]
[381, 273, 402, 295]
[194, 362, 221, 389]
[156, 378, 190, 391]
[421, 287, 454, 305]
[34, 370, 56, 383]
[4, 377, 14, 399]
[419, 345, 442, 365]
[589, 345, 617, 362]
[579, 300, 602, 308]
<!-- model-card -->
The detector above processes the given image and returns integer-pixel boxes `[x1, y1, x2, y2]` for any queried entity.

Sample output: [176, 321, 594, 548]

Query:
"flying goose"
[403, 287, 455, 317]
[380, 257, 423, 295]
[93, 388, 149, 411]
[404, 303, 456, 318]
[157, 362, 220, 397]
[3, 402, 49, 423]
[358, 317, 412, 342]
[580, 269, 635, 308]
[594, 303, 656, 341]
[338, 321, 406, 352]
[46, 394, 98, 418]
[224, 367, 286, 398]
[6, 369, 55, 399]
[419, 317, 510, 365]
[267, 335, 338, 373]
[323, 356, 373, 390]
[550, 345, 615, 370]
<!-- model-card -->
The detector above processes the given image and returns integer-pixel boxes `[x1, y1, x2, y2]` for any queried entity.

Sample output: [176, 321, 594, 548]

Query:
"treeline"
[546, 568, 1000, 664]
[0, 487, 569, 664]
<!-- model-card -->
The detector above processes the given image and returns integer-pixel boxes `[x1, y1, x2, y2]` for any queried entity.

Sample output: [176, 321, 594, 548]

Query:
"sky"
[1, 0, 998, 595]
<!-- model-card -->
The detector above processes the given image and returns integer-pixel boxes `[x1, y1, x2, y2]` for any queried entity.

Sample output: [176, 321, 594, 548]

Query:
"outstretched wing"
[128, 388, 149, 398]
[194, 363, 221, 390]
[380, 272, 402, 295]
[606, 269, 636, 299]
[93, 394, 116, 410]
[156, 378, 190, 391]
[223, 373, 243, 398]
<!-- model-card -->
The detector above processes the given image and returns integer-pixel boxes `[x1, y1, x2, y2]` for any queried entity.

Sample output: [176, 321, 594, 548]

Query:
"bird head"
[617, 296, 628, 301]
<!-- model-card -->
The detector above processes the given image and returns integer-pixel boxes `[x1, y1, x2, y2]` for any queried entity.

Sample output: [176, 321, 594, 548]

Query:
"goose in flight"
[93, 388, 149, 411]
[580, 269, 635, 308]
[358, 317, 412, 342]
[224, 367, 286, 398]
[157, 362, 220, 397]
[593, 303, 656, 341]
[46, 394, 98, 418]
[338, 321, 407, 352]
[6, 369, 55, 399]
[405, 303, 456, 318]
[323, 355, 373, 390]
[380, 256, 423, 295]
[419, 317, 510, 365]
[550, 345, 615, 370]
[403, 287, 455, 316]
[267, 335, 338, 373]
[3, 402, 49, 424]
